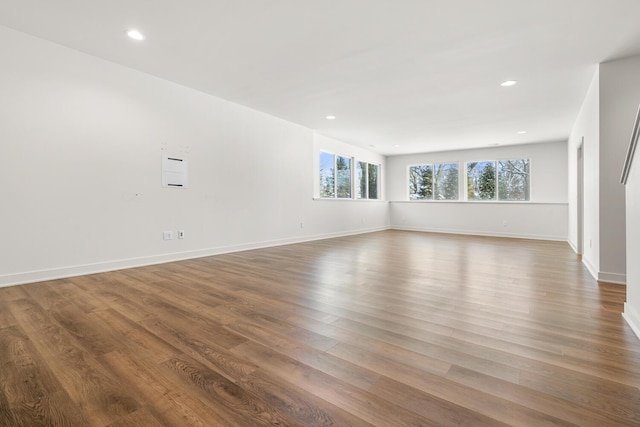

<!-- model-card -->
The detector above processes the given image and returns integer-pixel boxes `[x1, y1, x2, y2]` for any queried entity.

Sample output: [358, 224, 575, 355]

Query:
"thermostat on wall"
[162, 156, 188, 188]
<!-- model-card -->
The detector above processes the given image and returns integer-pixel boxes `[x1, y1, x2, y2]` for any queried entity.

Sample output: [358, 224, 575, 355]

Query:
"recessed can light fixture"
[326, 115, 336, 120]
[394, 144, 400, 147]
[500, 80, 517, 87]
[127, 29, 145, 41]
[517, 130, 527, 134]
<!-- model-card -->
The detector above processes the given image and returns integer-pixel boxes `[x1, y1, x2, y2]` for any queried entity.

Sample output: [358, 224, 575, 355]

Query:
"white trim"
[597, 271, 626, 285]
[390, 225, 567, 242]
[390, 201, 566, 206]
[568, 239, 579, 254]
[0, 226, 391, 288]
[313, 198, 388, 203]
[623, 303, 640, 342]
[582, 256, 598, 281]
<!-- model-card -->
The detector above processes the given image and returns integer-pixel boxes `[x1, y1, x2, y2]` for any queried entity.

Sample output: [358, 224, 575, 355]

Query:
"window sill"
[313, 197, 388, 203]
[390, 200, 567, 205]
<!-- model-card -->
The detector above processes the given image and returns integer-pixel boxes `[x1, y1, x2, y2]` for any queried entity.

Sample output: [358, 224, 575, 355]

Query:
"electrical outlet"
[178, 230, 185, 239]
[163, 231, 173, 240]
[502, 220, 508, 227]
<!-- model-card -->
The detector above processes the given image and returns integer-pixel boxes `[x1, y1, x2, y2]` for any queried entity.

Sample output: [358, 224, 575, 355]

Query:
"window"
[320, 152, 379, 199]
[409, 163, 458, 200]
[356, 161, 367, 199]
[467, 161, 496, 200]
[319, 152, 335, 198]
[357, 161, 379, 199]
[466, 158, 530, 201]
[434, 163, 458, 200]
[498, 159, 530, 200]
[368, 163, 379, 199]
[336, 155, 352, 198]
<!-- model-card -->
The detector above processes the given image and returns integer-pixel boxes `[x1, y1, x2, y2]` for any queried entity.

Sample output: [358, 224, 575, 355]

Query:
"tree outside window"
[467, 161, 496, 200]
[368, 163, 379, 199]
[466, 159, 529, 201]
[319, 152, 335, 198]
[336, 156, 352, 198]
[409, 163, 457, 200]
[320, 153, 380, 200]
[498, 159, 530, 200]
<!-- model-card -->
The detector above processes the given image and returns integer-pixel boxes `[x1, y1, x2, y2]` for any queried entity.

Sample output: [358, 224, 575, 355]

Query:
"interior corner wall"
[620, 62, 640, 340]
[624, 156, 640, 339]
[386, 141, 568, 241]
[598, 55, 640, 284]
[568, 68, 600, 279]
[0, 26, 389, 287]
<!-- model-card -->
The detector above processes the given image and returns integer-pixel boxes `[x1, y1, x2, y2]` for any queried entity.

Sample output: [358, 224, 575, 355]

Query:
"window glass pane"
[408, 165, 433, 200]
[368, 164, 379, 199]
[336, 156, 352, 198]
[319, 152, 335, 198]
[434, 163, 458, 200]
[356, 161, 367, 199]
[467, 161, 496, 200]
[498, 159, 530, 201]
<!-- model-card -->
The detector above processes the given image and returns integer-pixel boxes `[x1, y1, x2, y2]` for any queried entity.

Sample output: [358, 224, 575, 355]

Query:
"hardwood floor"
[1, 230, 639, 426]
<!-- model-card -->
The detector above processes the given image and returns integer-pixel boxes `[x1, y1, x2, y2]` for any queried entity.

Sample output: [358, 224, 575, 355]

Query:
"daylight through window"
[409, 163, 458, 200]
[466, 159, 530, 201]
[336, 156, 352, 198]
[320, 152, 380, 200]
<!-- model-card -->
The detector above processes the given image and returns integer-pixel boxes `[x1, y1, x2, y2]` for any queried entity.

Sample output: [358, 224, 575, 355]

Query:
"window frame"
[407, 161, 460, 201]
[319, 151, 381, 200]
[465, 157, 531, 202]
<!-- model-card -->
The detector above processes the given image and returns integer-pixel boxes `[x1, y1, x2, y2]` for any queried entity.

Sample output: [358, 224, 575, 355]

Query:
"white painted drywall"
[598, 56, 640, 284]
[624, 152, 640, 339]
[568, 69, 600, 279]
[0, 26, 389, 287]
[386, 142, 568, 240]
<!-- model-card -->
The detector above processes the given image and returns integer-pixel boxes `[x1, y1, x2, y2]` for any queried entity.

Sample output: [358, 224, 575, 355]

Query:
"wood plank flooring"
[1, 230, 639, 426]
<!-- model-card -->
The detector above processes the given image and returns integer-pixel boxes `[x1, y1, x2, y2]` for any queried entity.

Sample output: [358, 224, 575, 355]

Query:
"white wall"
[0, 26, 389, 287]
[387, 142, 568, 240]
[568, 69, 600, 278]
[598, 56, 640, 284]
[568, 55, 640, 285]
[624, 149, 640, 338]
[624, 154, 640, 339]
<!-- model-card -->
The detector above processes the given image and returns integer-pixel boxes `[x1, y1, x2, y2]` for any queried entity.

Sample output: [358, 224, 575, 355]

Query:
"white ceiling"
[2, 0, 640, 155]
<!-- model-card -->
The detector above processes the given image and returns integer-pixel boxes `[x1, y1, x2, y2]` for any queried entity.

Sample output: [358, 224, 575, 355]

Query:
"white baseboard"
[582, 256, 599, 281]
[623, 304, 640, 342]
[0, 225, 390, 288]
[567, 239, 579, 255]
[598, 271, 627, 285]
[390, 225, 567, 242]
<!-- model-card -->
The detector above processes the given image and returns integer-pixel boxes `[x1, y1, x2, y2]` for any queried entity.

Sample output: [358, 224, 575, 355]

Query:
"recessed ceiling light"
[394, 144, 400, 147]
[517, 130, 527, 134]
[127, 29, 145, 41]
[500, 80, 517, 87]
[326, 115, 336, 120]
